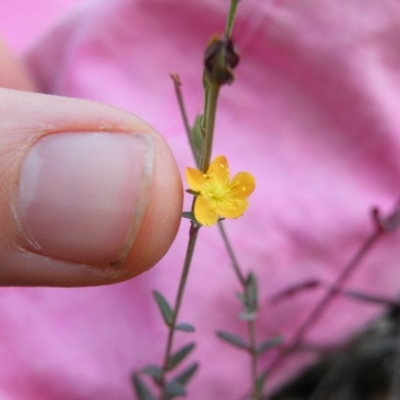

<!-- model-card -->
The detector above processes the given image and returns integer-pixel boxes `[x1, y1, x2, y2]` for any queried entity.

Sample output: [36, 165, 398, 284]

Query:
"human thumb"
[0, 88, 182, 286]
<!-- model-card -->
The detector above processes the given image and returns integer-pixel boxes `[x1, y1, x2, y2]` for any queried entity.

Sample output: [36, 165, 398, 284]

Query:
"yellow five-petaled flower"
[186, 155, 256, 226]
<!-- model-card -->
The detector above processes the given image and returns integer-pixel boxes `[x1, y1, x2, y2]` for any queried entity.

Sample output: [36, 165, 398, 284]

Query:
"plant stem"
[293, 231, 380, 346]
[200, 81, 220, 172]
[159, 2, 241, 395]
[171, 74, 192, 145]
[248, 319, 259, 399]
[160, 26, 223, 400]
[218, 220, 263, 398]
[218, 221, 247, 286]
[268, 230, 383, 375]
[225, 0, 241, 37]
[161, 224, 200, 396]
[171, 74, 203, 166]
[159, 76, 220, 396]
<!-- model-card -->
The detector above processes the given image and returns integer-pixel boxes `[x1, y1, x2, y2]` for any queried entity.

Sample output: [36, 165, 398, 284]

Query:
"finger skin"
[0, 88, 183, 286]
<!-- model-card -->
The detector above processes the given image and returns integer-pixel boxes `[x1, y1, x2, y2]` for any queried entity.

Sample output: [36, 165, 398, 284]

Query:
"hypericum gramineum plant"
[132, 2, 400, 399]
[131, 1, 283, 399]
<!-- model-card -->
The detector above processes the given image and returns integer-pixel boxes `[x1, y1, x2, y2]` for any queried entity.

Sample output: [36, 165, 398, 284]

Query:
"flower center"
[202, 178, 235, 205]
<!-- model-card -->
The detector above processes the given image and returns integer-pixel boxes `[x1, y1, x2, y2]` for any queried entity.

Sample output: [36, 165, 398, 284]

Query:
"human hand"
[0, 37, 182, 287]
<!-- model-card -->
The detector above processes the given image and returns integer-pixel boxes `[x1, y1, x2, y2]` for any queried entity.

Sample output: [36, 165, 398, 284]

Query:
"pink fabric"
[1, 0, 400, 398]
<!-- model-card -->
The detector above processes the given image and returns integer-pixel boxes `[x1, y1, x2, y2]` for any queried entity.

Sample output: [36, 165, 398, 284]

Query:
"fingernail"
[15, 132, 153, 266]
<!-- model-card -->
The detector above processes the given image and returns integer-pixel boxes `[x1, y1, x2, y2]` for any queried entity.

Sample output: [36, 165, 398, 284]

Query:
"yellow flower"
[186, 155, 255, 226]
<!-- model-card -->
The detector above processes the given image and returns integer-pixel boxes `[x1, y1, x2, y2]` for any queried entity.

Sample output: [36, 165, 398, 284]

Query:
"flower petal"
[186, 167, 206, 192]
[217, 199, 249, 219]
[229, 172, 256, 200]
[194, 195, 219, 226]
[207, 155, 230, 184]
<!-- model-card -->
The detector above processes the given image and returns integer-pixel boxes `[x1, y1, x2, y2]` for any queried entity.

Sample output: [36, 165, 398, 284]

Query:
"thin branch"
[248, 319, 259, 398]
[171, 73, 201, 165]
[268, 230, 382, 375]
[218, 221, 247, 286]
[267, 200, 400, 378]
[225, 0, 241, 37]
[160, 224, 200, 397]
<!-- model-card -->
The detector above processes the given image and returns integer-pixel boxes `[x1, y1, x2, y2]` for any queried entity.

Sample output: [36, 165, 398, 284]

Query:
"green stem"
[161, 224, 200, 397]
[248, 320, 259, 399]
[217, 221, 246, 286]
[200, 82, 220, 173]
[225, 0, 241, 37]
[218, 220, 262, 397]
[171, 74, 201, 165]
[171, 74, 192, 143]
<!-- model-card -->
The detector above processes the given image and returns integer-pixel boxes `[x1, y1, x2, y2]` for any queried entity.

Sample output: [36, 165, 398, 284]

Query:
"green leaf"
[238, 311, 257, 321]
[216, 331, 249, 351]
[256, 336, 283, 355]
[132, 373, 156, 400]
[182, 211, 196, 221]
[168, 342, 196, 371]
[245, 272, 258, 312]
[141, 365, 163, 384]
[184, 189, 198, 195]
[255, 369, 268, 395]
[191, 115, 204, 140]
[163, 380, 186, 397]
[173, 362, 199, 386]
[153, 290, 173, 326]
[175, 323, 195, 332]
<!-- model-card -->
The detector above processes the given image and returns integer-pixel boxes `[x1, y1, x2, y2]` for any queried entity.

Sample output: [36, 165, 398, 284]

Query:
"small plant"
[132, 1, 281, 399]
[132, 1, 400, 399]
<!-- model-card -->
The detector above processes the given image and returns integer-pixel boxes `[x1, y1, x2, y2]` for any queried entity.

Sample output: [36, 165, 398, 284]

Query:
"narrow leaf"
[182, 211, 196, 221]
[153, 290, 173, 326]
[216, 331, 249, 350]
[238, 311, 257, 321]
[270, 279, 320, 303]
[190, 115, 204, 167]
[164, 380, 186, 397]
[168, 342, 196, 371]
[132, 373, 156, 400]
[256, 336, 283, 355]
[255, 369, 268, 395]
[175, 323, 195, 332]
[337, 287, 397, 306]
[141, 365, 163, 384]
[184, 190, 198, 195]
[173, 362, 199, 386]
[245, 272, 258, 312]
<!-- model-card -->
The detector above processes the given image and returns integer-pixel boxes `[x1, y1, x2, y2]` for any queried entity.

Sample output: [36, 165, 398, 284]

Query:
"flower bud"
[204, 34, 240, 85]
